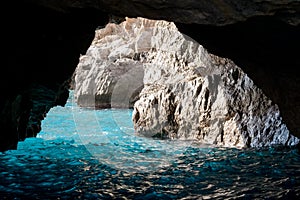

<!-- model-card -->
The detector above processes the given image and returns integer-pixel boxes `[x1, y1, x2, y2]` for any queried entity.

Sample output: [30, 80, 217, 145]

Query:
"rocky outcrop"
[74, 17, 299, 148]
[74, 41, 144, 108]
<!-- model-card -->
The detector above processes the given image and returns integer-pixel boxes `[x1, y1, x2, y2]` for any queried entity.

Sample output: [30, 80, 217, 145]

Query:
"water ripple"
[0, 91, 299, 199]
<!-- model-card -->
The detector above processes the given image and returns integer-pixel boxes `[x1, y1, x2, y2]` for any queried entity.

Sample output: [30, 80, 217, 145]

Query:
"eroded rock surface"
[74, 17, 299, 148]
[74, 20, 146, 108]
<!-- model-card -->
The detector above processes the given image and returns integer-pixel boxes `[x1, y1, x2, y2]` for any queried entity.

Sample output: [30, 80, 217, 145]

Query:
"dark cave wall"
[0, 2, 108, 151]
[1, 0, 300, 151]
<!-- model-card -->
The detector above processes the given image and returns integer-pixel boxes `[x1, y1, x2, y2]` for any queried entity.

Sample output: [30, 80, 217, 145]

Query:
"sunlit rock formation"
[74, 27, 144, 108]
[74, 17, 299, 148]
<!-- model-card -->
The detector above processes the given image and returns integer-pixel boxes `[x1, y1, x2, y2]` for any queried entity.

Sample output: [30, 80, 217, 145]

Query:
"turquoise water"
[0, 91, 300, 199]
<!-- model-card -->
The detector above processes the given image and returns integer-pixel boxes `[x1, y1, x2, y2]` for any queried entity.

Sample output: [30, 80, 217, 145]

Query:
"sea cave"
[0, 0, 300, 199]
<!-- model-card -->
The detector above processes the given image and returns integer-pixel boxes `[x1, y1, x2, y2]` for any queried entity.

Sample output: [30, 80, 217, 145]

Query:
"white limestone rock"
[74, 17, 299, 148]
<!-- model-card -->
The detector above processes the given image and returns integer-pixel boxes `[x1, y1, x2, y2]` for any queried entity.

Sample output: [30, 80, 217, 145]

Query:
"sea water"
[0, 91, 299, 199]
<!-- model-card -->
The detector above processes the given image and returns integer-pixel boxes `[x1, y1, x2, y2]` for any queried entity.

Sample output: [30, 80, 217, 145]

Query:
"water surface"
[1, 91, 299, 199]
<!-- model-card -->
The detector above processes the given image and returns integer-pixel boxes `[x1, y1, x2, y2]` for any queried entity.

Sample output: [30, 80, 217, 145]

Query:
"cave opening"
[1, 1, 300, 198]
[2, 0, 300, 152]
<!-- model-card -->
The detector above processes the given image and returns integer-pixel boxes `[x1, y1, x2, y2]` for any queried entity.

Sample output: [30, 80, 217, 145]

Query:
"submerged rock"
[74, 17, 299, 148]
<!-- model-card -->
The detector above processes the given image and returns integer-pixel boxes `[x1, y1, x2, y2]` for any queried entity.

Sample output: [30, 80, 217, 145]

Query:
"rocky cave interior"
[1, 0, 299, 151]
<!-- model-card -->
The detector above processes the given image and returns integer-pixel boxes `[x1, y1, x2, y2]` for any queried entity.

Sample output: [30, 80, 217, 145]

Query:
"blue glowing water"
[1, 91, 300, 199]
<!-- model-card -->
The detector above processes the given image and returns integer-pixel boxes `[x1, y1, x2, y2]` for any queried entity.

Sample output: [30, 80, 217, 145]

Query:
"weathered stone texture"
[74, 17, 299, 148]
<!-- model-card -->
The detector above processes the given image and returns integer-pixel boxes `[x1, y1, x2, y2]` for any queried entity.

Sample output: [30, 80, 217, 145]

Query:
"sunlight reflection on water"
[0, 90, 299, 199]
